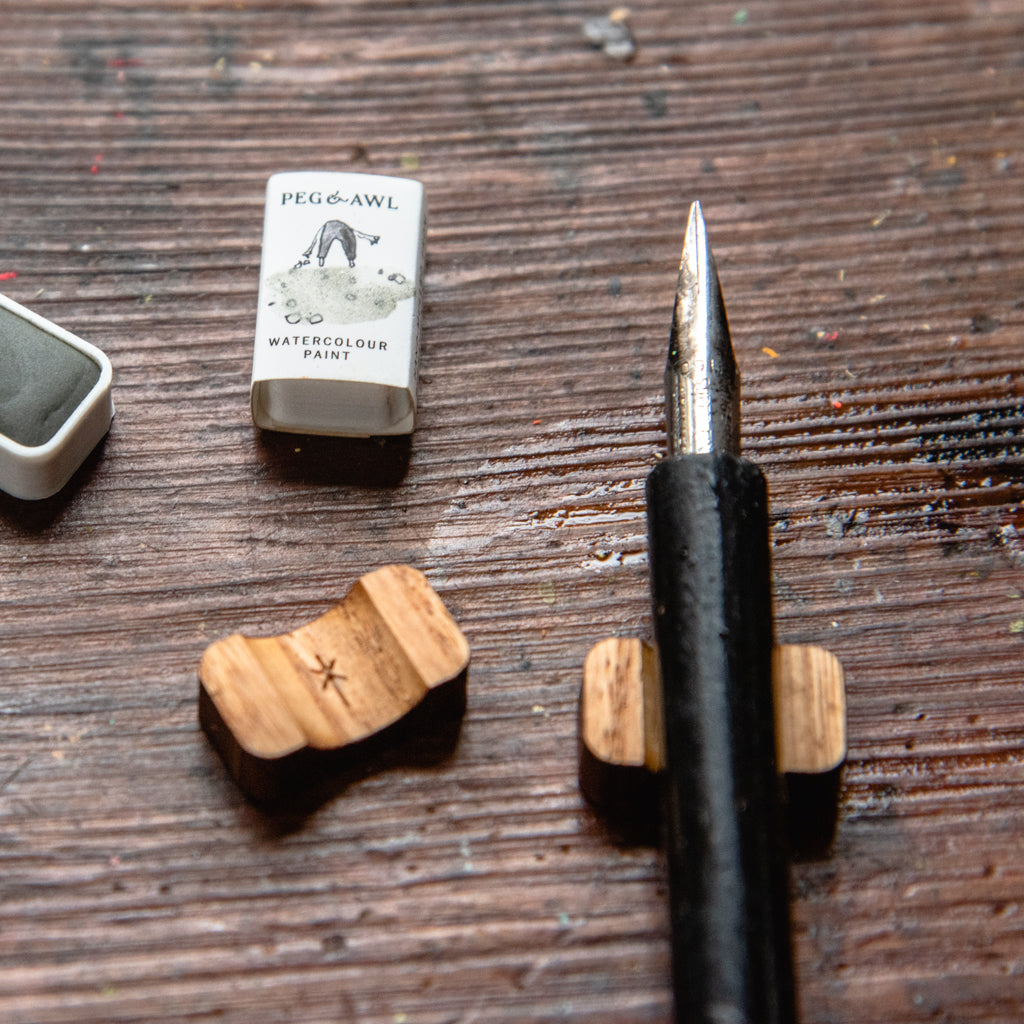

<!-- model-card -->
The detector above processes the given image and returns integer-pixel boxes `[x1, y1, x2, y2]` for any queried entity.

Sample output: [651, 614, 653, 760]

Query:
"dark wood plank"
[1, 1, 1023, 1020]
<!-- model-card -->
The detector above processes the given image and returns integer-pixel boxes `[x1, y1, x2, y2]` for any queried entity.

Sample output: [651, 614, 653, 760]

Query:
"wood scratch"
[0, 758, 31, 795]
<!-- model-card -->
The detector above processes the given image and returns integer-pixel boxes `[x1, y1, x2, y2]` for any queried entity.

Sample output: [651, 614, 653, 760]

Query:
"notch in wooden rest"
[579, 638, 846, 850]
[199, 564, 470, 807]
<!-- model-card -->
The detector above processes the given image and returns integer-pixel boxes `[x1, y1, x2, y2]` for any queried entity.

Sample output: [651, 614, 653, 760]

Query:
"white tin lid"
[0, 293, 114, 500]
[251, 172, 425, 437]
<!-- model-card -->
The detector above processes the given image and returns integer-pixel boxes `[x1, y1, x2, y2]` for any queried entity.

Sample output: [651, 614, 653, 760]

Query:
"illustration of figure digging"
[265, 218, 414, 327]
[295, 219, 380, 268]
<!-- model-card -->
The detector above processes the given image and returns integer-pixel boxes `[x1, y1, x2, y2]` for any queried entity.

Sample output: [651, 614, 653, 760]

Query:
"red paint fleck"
[532, 419, 542, 425]
[823, 330, 839, 342]
[0, 271, 18, 281]
[832, 399, 843, 410]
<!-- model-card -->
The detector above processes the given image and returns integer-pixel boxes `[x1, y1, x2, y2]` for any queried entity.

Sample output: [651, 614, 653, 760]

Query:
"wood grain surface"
[1, 1, 1022, 1021]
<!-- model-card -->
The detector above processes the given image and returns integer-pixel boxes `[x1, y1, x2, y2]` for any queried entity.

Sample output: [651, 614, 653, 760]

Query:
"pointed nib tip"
[665, 200, 741, 457]
[682, 200, 709, 269]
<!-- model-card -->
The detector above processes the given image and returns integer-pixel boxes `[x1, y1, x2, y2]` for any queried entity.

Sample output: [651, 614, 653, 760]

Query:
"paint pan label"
[251, 171, 425, 436]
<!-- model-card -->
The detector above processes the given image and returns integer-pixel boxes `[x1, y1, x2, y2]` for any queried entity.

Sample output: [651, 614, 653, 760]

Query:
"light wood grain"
[199, 564, 469, 802]
[772, 643, 846, 776]
[579, 638, 846, 803]
[579, 637, 663, 770]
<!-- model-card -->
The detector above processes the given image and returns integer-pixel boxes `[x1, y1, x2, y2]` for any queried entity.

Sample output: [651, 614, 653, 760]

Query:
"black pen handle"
[646, 451, 796, 1024]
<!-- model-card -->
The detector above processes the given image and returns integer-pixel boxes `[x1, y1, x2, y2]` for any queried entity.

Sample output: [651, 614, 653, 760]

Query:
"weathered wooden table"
[2, 2, 1022, 1021]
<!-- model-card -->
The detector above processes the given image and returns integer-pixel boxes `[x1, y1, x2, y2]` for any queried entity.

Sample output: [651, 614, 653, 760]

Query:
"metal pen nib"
[665, 201, 741, 458]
